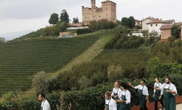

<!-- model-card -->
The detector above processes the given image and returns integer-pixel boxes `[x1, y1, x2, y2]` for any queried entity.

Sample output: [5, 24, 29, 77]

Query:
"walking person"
[111, 80, 122, 109]
[153, 77, 163, 110]
[37, 93, 51, 110]
[105, 91, 117, 110]
[116, 83, 131, 110]
[129, 80, 149, 110]
[161, 77, 177, 110]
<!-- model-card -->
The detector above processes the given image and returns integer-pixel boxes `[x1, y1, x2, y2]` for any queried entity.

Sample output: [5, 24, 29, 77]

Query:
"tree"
[0, 37, 5, 43]
[49, 13, 59, 25]
[60, 9, 69, 23]
[171, 25, 181, 39]
[121, 17, 130, 27]
[129, 16, 135, 28]
[32, 71, 49, 93]
[121, 16, 135, 28]
[73, 17, 79, 24]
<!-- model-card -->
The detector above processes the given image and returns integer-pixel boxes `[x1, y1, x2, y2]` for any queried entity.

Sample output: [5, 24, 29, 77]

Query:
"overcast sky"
[0, 0, 181, 36]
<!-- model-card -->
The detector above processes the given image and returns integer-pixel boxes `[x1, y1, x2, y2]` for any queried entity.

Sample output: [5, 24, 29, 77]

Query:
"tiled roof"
[147, 20, 174, 24]
[142, 17, 159, 21]
[160, 24, 173, 30]
[174, 22, 182, 25]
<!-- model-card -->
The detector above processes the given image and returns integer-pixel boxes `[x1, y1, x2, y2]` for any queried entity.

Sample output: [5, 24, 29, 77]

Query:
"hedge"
[0, 75, 182, 110]
[0, 92, 60, 110]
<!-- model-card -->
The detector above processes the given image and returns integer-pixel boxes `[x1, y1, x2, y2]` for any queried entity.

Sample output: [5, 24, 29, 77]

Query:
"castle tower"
[102, 0, 116, 22]
[82, 0, 116, 25]
[91, 0, 96, 8]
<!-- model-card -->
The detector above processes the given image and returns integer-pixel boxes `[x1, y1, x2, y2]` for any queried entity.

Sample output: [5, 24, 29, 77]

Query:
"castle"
[82, 0, 116, 25]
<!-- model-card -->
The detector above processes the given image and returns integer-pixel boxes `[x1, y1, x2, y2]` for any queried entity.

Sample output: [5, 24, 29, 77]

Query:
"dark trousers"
[154, 98, 164, 110]
[140, 100, 147, 110]
[139, 96, 147, 110]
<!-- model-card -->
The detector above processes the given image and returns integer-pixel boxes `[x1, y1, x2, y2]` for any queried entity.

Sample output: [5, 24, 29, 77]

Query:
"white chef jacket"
[118, 90, 131, 104]
[41, 99, 51, 110]
[135, 85, 149, 96]
[154, 82, 162, 93]
[111, 88, 122, 96]
[161, 83, 177, 95]
[105, 98, 117, 110]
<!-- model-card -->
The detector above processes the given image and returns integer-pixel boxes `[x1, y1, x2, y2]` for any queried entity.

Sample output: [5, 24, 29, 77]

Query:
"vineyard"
[0, 35, 99, 94]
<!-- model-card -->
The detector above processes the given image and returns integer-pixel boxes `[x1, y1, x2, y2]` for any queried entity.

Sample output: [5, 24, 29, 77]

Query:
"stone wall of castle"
[82, 0, 116, 25]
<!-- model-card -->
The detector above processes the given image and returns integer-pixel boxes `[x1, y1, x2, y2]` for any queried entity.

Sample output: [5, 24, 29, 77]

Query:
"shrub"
[76, 28, 91, 35]
[107, 64, 124, 81]
[88, 20, 117, 32]
[32, 71, 49, 93]
[147, 57, 182, 77]
[151, 41, 182, 63]
[105, 26, 157, 49]
[18, 97, 40, 110]
[121, 16, 135, 29]
[0, 101, 17, 110]
[171, 25, 181, 39]
[78, 76, 92, 89]
[170, 74, 182, 95]
[60, 84, 112, 110]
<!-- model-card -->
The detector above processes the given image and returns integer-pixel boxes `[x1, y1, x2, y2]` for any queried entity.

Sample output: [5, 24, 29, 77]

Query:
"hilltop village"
[60, 0, 182, 40]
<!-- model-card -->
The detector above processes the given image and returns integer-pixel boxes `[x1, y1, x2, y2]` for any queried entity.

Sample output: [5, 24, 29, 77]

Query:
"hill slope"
[0, 35, 99, 94]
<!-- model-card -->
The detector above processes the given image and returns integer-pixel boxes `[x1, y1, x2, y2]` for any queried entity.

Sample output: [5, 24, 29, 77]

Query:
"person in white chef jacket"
[160, 77, 177, 110]
[105, 91, 117, 110]
[37, 93, 51, 110]
[115, 83, 131, 110]
[153, 77, 163, 110]
[111, 80, 122, 109]
[129, 80, 149, 110]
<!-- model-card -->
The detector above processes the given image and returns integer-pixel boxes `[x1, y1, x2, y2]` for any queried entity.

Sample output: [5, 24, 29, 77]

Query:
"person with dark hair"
[129, 80, 149, 110]
[161, 77, 177, 110]
[105, 91, 117, 110]
[153, 77, 163, 110]
[37, 93, 51, 110]
[116, 83, 131, 110]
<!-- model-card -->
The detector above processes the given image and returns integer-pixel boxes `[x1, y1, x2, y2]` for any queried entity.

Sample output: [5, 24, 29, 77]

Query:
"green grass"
[0, 35, 99, 94]
[95, 49, 150, 66]
[48, 30, 114, 79]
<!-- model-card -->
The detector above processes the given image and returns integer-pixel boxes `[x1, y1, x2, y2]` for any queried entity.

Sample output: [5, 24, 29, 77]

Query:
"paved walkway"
[177, 104, 182, 110]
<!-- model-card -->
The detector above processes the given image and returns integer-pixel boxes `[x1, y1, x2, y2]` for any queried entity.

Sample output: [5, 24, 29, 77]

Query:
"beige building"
[142, 17, 159, 31]
[82, 0, 116, 25]
[160, 24, 173, 40]
[160, 24, 182, 40]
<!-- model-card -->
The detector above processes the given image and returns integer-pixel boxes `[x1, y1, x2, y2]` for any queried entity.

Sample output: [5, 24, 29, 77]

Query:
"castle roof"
[102, 0, 116, 5]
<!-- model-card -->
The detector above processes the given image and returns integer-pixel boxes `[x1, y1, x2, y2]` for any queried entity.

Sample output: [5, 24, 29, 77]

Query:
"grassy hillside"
[0, 27, 181, 110]
[0, 34, 99, 94]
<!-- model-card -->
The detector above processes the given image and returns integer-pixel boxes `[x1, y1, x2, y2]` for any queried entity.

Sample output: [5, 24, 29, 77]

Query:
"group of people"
[104, 77, 178, 110]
